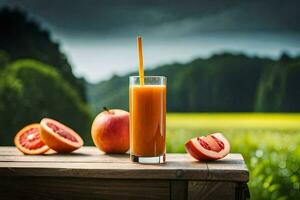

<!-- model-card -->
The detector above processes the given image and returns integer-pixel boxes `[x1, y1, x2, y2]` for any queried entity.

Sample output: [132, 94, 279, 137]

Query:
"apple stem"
[103, 107, 112, 113]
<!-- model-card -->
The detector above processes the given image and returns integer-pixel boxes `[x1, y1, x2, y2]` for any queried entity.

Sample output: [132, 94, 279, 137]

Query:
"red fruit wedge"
[14, 124, 49, 155]
[185, 133, 230, 161]
[40, 118, 83, 153]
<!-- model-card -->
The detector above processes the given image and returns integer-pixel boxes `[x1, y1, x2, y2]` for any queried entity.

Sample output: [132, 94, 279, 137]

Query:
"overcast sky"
[1, 0, 300, 82]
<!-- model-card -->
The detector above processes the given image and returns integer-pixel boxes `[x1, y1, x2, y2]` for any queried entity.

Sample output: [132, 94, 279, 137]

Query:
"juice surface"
[129, 85, 166, 157]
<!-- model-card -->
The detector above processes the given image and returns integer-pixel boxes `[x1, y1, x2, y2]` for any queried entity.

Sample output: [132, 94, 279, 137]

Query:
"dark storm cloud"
[1, 0, 300, 37]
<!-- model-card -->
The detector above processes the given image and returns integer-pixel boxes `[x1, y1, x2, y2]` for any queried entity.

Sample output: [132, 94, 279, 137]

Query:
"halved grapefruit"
[14, 124, 49, 155]
[185, 133, 230, 161]
[40, 118, 83, 153]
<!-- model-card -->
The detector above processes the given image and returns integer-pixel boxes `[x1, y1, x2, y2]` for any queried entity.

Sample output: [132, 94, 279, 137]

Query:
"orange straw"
[137, 36, 144, 85]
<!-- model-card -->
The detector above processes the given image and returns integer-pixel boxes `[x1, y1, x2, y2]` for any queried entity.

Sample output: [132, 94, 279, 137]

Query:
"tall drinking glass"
[129, 76, 166, 164]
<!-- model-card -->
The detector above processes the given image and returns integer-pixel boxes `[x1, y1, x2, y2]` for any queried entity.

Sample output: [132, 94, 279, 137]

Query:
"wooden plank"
[0, 146, 106, 155]
[0, 146, 22, 155]
[0, 147, 195, 163]
[170, 180, 188, 200]
[0, 147, 248, 182]
[0, 154, 131, 163]
[235, 183, 250, 200]
[0, 153, 195, 163]
[206, 154, 249, 182]
[188, 181, 236, 200]
[0, 161, 208, 180]
[0, 176, 170, 200]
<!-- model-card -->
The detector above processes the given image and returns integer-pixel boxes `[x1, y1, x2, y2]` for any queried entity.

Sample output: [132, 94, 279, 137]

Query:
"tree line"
[88, 52, 300, 113]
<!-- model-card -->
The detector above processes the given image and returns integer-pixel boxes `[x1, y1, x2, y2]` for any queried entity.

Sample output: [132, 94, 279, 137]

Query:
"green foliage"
[255, 57, 300, 112]
[87, 74, 129, 115]
[0, 50, 10, 68]
[0, 8, 92, 145]
[166, 113, 300, 200]
[0, 59, 92, 145]
[88, 53, 300, 113]
[0, 7, 86, 102]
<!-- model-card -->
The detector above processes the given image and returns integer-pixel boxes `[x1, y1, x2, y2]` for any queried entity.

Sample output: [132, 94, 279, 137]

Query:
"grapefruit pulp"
[40, 118, 83, 153]
[185, 133, 230, 161]
[14, 124, 49, 155]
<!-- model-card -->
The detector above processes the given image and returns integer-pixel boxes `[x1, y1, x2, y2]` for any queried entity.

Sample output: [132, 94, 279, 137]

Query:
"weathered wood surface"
[206, 154, 249, 182]
[0, 147, 248, 182]
[0, 177, 170, 200]
[0, 147, 250, 200]
[170, 180, 188, 200]
[188, 181, 236, 200]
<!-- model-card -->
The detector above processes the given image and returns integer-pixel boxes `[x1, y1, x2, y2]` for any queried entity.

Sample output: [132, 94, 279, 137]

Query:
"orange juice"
[131, 37, 166, 163]
[129, 84, 166, 157]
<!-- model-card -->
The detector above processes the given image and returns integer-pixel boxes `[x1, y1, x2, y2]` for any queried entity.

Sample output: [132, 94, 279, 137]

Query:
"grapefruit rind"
[40, 118, 83, 153]
[14, 123, 49, 155]
[185, 133, 230, 161]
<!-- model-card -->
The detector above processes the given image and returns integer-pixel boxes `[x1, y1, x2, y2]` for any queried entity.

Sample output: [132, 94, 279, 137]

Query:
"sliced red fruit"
[14, 124, 49, 155]
[185, 133, 230, 161]
[201, 135, 222, 152]
[40, 118, 83, 153]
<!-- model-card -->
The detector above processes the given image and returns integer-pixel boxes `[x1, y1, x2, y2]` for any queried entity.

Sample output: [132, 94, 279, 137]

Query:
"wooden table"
[0, 147, 249, 200]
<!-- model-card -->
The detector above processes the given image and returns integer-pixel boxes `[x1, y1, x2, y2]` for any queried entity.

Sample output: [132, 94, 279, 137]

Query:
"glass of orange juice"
[129, 76, 166, 164]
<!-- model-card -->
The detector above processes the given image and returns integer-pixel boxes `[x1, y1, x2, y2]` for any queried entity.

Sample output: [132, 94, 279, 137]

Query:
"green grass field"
[166, 113, 300, 200]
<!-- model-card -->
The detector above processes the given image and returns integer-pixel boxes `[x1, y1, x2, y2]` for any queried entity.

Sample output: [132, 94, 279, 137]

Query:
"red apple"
[91, 107, 129, 153]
